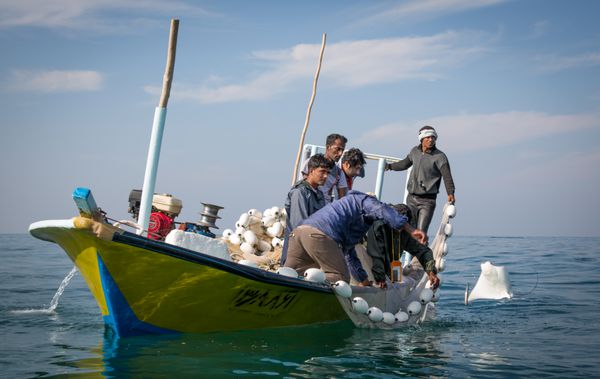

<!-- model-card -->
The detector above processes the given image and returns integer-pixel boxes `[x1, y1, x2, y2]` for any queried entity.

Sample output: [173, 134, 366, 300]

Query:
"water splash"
[12, 266, 78, 315]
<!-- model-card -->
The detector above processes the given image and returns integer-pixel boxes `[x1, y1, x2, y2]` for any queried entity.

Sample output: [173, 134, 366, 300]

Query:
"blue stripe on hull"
[97, 254, 178, 338]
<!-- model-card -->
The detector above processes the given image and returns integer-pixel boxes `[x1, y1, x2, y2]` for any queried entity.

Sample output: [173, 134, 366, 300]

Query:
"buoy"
[242, 230, 258, 246]
[446, 204, 456, 218]
[432, 290, 440, 302]
[229, 234, 241, 245]
[248, 209, 262, 219]
[234, 227, 245, 238]
[437, 258, 446, 272]
[351, 297, 369, 314]
[267, 222, 283, 238]
[222, 229, 234, 238]
[442, 242, 448, 256]
[263, 208, 273, 218]
[332, 281, 352, 298]
[395, 311, 409, 322]
[271, 237, 283, 248]
[237, 213, 250, 228]
[367, 307, 384, 322]
[276, 267, 298, 278]
[419, 288, 434, 304]
[304, 268, 326, 283]
[407, 301, 422, 315]
[382, 312, 396, 325]
[262, 216, 276, 227]
[240, 242, 256, 255]
[270, 206, 280, 218]
[257, 239, 271, 252]
[444, 223, 453, 237]
[279, 208, 287, 220]
[238, 260, 258, 268]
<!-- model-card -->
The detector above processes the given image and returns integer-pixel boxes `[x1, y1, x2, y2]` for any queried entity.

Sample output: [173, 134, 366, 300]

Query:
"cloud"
[358, 111, 600, 154]
[170, 31, 490, 103]
[8, 70, 103, 92]
[536, 52, 600, 72]
[0, 0, 213, 31]
[358, 0, 508, 25]
[529, 20, 550, 39]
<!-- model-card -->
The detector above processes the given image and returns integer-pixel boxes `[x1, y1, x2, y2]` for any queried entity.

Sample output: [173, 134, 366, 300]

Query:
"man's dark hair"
[307, 153, 334, 173]
[325, 133, 348, 147]
[341, 148, 366, 167]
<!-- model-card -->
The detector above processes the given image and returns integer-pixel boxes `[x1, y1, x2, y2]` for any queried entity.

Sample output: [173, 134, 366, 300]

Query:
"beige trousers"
[284, 225, 350, 283]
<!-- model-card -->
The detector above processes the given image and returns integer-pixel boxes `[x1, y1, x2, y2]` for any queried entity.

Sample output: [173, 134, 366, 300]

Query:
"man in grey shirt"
[302, 133, 348, 203]
[281, 154, 333, 264]
[386, 126, 455, 240]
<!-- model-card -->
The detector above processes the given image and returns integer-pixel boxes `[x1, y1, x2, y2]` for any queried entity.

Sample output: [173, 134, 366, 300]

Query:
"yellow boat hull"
[29, 219, 347, 337]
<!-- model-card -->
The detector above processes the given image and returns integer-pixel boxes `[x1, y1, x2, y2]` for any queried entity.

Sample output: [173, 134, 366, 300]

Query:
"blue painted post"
[137, 107, 167, 234]
[137, 19, 179, 235]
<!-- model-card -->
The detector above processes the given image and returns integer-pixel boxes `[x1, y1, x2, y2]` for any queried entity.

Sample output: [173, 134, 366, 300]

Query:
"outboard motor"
[128, 189, 182, 240]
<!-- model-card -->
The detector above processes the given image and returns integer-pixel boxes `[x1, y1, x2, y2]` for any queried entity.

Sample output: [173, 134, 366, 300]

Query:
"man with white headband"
[385, 126, 455, 241]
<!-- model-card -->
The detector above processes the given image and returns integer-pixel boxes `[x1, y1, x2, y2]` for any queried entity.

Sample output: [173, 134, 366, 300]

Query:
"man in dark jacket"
[281, 154, 333, 264]
[386, 125, 455, 240]
[366, 204, 437, 288]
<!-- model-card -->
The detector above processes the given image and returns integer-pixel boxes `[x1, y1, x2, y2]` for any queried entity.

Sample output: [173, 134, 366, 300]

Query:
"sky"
[1, 0, 599, 237]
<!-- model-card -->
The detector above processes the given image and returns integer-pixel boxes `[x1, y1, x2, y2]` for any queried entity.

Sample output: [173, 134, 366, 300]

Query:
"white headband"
[418, 129, 437, 141]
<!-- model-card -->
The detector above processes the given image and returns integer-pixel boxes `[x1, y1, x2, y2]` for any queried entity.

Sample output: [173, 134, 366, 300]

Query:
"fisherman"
[285, 191, 440, 289]
[386, 126, 455, 240]
[302, 133, 348, 203]
[339, 148, 366, 191]
[366, 204, 438, 288]
[281, 154, 333, 265]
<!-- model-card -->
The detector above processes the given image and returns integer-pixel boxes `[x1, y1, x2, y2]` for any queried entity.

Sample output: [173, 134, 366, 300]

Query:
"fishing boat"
[27, 21, 456, 338]
[28, 166, 455, 337]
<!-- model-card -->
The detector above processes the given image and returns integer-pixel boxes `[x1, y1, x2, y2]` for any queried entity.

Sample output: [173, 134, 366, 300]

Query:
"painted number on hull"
[231, 287, 299, 315]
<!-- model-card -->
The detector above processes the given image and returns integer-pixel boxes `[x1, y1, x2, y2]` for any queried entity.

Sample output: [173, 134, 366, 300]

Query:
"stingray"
[466, 261, 513, 304]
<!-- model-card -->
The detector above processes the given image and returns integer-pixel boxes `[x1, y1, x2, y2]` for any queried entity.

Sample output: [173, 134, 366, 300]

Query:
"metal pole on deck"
[138, 19, 179, 235]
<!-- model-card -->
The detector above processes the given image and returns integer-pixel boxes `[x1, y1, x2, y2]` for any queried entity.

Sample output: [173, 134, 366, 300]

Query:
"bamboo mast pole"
[137, 19, 179, 235]
[291, 33, 326, 185]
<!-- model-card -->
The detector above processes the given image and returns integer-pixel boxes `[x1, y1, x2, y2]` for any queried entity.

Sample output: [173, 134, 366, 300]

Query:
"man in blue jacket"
[284, 191, 440, 289]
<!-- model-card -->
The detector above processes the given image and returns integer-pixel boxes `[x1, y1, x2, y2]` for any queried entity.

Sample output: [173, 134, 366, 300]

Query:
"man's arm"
[344, 246, 370, 285]
[386, 155, 412, 171]
[288, 188, 311, 230]
[439, 162, 455, 204]
[336, 166, 348, 198]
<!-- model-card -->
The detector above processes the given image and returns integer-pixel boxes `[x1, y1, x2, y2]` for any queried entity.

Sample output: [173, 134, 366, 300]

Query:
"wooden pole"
[159, 19, 179, 107]
[291, 33, 326, 185]
[137, 19, 179, 235]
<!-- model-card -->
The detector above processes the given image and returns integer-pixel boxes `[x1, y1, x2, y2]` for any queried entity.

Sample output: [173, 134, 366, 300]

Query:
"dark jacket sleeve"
[366, 222, 388, 283]
[388, 155, 412, 171]
[439, 162, 455, 195]
[401, 231, 437, 273]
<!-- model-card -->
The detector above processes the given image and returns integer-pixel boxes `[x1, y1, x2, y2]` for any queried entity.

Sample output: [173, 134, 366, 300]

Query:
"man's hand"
[448, 194, 455, 204]
[427, 271, 440, 290]
[375, 281, 387, 289]
[410, 228, 427, 245]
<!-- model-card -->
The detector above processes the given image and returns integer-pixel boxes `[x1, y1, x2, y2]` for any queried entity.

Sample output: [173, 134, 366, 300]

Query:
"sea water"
[1, 234, 599, 378]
